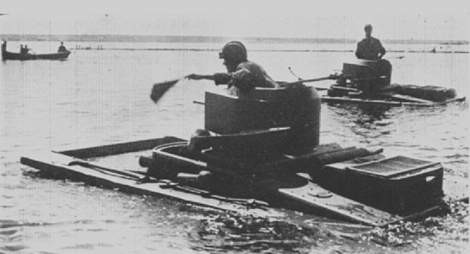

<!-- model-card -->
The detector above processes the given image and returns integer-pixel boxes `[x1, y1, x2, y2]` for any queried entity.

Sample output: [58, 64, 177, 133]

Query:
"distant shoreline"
[0, 34, 468, 45]
[69, 47, 469, 54]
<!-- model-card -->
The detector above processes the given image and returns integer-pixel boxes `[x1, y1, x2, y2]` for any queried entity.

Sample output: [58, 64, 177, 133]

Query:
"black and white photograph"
[1, 0, 468, 253]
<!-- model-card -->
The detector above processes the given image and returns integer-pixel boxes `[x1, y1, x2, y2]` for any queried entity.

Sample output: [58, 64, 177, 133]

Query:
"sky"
[0, 0, 469, 41]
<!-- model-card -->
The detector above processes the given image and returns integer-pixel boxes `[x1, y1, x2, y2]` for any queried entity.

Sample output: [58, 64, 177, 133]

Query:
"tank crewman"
[355, 24, 386, 60]
[186, 41, 278, 95]
[354, 24, 392, 93]
[57, 41, 67, 52]
[185, 41, 280, 152]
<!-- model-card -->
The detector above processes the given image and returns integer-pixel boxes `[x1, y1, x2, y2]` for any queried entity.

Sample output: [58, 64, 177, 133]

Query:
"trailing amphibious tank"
[322, 59, 464, 106]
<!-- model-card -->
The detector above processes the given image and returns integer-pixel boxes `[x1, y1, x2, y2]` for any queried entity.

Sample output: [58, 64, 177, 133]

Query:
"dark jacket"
[355, 37, 386, 60]
[213, 61, 278, 95]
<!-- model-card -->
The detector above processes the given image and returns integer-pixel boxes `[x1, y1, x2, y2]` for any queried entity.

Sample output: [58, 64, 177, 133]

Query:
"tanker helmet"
[219, 41, 247, 63]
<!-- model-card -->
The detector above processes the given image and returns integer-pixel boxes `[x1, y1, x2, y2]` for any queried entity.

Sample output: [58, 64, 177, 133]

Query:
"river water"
[1, 40, 469, 253]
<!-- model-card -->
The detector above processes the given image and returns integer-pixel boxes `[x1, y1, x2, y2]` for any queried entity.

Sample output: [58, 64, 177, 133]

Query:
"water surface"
[1, 41, 468, 253]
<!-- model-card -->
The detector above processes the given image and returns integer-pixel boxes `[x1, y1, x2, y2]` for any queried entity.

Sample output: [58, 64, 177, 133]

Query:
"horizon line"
[0, 33, 468, 45]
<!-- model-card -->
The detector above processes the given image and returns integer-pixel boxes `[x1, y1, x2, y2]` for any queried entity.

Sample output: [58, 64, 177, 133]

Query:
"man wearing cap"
[186, 41, 278, 95]
[355, 24, 386, 60]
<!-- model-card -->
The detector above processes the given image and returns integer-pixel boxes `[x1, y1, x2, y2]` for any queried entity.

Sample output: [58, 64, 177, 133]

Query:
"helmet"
[219, 41, 247, 63]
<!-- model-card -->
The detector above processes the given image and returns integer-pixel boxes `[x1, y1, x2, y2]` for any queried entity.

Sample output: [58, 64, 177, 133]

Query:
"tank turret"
[204, 84, 321, 151]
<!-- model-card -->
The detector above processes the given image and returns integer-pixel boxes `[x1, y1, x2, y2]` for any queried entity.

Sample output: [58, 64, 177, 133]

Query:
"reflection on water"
[1, 41, 468, 253]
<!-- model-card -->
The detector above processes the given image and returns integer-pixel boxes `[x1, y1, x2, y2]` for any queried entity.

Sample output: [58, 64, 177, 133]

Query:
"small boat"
[1, 41, 71, 61]
[320, 60, 465, 107]
[20, 87, 449, 226]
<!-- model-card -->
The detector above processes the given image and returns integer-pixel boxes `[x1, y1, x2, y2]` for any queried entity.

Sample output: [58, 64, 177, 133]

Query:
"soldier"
[355, 24, 386, 60]
[186, 41, 278, 95]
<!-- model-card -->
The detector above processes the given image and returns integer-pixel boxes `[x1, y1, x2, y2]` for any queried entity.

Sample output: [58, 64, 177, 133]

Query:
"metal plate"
[347, 155, 440, 178]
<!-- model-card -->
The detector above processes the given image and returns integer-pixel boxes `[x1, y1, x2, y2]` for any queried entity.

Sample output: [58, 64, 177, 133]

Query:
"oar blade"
[150, 79, 180, 103]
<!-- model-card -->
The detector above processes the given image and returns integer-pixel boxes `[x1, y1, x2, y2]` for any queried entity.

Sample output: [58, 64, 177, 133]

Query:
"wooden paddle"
[150, 78, 181, 103]
[150, 74, 338, 104]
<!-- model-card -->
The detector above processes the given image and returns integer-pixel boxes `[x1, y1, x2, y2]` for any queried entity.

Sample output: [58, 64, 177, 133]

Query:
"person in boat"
[58, 41, 67, 53]
[21, 45, 30, 55]
[186, 41, 279, 95]
[355, 24, 386, 61]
